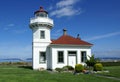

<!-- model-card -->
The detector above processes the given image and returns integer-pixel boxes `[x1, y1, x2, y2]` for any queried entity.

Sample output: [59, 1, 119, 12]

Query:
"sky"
[0, 0, 120, 59]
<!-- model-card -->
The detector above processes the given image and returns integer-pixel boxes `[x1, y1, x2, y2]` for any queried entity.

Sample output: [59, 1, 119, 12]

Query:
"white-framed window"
[40, 30, 45, 39]
[58, 51, 64, 63]
[81, 51, 87, 62]
[39, 52, 46, 63]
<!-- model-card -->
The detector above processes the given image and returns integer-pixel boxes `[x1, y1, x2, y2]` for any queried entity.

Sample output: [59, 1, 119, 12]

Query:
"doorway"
[68, 51, 77, 67]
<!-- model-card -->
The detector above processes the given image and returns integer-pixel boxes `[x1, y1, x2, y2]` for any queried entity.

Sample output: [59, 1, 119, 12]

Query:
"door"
[68, 55, 76, 67]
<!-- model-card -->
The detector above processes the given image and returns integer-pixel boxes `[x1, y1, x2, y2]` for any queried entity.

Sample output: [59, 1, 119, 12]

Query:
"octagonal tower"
[29, 7, 54, 70]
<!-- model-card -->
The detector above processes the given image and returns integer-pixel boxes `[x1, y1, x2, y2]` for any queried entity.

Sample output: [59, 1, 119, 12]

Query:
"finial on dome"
[34, 6, 48, 15]
[40, 6, 43, 10]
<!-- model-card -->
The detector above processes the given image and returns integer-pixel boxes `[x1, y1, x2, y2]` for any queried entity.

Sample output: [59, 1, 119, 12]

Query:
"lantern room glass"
[35, 12, 48, 18]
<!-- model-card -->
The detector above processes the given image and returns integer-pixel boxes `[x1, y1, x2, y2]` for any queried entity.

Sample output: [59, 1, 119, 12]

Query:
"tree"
[86, 55, 97, 67]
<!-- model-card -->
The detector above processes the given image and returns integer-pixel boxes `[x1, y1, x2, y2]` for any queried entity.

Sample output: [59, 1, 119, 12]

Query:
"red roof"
[51, 35, 93, 46]
[34, 7, 48, 14]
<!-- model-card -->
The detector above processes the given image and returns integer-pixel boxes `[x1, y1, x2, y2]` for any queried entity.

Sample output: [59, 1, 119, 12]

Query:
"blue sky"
[0, 0, 120, 59]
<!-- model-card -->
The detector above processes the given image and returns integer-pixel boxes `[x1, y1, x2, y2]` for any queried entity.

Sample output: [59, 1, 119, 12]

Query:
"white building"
[29, 7, 93, 70]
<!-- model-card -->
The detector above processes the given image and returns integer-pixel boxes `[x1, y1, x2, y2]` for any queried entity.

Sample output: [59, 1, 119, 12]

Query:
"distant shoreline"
[0, 58, 32, 62]
[0, 57, 120, 62]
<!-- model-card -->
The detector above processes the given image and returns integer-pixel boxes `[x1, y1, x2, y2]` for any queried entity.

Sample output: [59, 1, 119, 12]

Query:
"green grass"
[101, 66, 120, 78]
[0, 65, 119, 82]
[101, 62, 120, 66]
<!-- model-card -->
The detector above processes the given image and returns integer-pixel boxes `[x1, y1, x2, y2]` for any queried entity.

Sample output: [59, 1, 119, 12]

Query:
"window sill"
[57, 62, 64, 64]
[40, 62, 46, 64]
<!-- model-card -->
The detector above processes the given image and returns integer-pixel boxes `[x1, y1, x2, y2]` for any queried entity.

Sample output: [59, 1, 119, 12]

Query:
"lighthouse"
[29, 6, 92, 70]
[30, 7, 54, 70]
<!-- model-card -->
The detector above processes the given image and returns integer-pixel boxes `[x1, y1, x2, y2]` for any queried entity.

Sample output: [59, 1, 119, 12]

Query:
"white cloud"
[52, 29, 62, 39]
[48, 6, 53, 10]
[85, 31, 120, 41]
[4, 24, 15, 30]
[50, 0, 81, 17]
[4, 27, 10, 30]
[3, 23, 27, 34]
[50, 6, 81, 17]
[12, 29, 27, 34]
[56, 0, 79, 8]
[0, 44, 32, 59]
[93, 50, 120, 58]
[7, 24, 15, 27]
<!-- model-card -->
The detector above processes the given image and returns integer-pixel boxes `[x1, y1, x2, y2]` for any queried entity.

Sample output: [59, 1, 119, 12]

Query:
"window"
[36, 13, 47, 17]
[68, 51, 76, 55]
[81, 51, 87, 62]
[44, 14, 47, 17]
[58, 51, 64, 63]
[39, 13, 44, 17]
[40, 31, 45, 39]
[39, 52, 46, 63]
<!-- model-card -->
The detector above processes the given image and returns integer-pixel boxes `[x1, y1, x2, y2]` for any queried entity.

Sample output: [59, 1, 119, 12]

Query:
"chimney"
[77, 34, 81, 39]
[63, 29, 67, 35]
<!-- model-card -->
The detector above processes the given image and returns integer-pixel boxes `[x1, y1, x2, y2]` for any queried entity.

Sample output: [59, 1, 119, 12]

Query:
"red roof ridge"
[51, 35, 93, 46]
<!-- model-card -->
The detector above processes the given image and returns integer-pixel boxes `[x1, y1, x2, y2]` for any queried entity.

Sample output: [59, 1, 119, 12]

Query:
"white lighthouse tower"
[30, 7, 54, 70]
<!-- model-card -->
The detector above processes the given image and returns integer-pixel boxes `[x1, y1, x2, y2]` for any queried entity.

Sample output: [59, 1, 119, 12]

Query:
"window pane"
[40, 52, 46, 63]
[68, 51, 76, 54]
[81, 51, 87, 62]
[58, 51, 64, 63]
[44, 12, 47, 17]
[39, 13, 44, 17]
[40, 31, 45, 39]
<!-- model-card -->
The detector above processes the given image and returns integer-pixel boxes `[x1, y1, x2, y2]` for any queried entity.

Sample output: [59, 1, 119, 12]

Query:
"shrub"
[94, 63, 103, 71]
[55, 68, 62, 72]
[75, 64, 84, 72]
[86, 55, 97, 67]
[62, 65, 74, 71]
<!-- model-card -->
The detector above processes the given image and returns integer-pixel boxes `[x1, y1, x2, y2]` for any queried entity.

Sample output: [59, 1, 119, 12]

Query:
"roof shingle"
[51, 35, 93, 46]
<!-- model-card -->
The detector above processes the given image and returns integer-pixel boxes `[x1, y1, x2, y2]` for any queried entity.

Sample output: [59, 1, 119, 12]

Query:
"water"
[0, 58, 32, 62]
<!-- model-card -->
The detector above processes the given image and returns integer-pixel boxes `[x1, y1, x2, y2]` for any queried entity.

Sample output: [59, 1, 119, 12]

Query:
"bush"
[75, 64, 84, 72]
[86, 55, 97, 67]
[55, 68, 62, 72]
[94, 63, 103, 71]
[62, 65, 74, 71]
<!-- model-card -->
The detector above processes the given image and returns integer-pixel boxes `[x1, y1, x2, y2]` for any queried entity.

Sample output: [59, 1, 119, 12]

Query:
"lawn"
[0, 65, 119, 82]
[101, 66, 120, 78]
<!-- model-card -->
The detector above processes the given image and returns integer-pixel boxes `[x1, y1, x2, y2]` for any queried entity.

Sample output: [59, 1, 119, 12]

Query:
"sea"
[0, 58, 32, 62]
